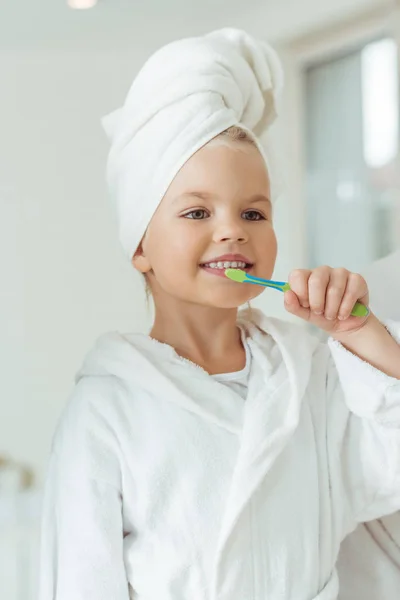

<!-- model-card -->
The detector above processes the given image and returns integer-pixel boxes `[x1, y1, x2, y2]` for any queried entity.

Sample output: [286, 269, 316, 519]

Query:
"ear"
[131, 242, 152, 274]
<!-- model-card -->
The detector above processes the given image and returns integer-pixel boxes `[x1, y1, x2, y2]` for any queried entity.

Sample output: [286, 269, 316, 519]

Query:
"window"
[305, 37, 400, 272]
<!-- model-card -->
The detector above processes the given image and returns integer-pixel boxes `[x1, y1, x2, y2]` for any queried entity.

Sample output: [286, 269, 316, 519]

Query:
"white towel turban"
[102, 28, 284, 259]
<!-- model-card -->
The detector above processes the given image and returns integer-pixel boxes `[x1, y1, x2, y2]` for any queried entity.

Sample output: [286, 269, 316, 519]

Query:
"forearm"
[333, 313, 400, 379]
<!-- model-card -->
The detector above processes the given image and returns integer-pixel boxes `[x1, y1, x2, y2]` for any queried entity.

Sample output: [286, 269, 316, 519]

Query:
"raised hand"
[284, 266, 370, 335]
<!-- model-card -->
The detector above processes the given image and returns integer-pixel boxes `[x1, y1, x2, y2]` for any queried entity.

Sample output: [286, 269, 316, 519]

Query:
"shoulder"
[52, 375, 126, 455]
[67, 374, 126, 421]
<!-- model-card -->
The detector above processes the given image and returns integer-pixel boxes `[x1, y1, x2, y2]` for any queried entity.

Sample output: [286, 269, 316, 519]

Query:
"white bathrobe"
[38, 309, 400, 600]
[337, 249, 400, 600]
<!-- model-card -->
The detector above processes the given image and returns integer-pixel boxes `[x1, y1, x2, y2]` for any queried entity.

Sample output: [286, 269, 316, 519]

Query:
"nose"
[213, 215, 248, 244]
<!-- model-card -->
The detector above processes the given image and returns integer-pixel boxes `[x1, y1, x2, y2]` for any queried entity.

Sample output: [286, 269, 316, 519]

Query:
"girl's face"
[133, 141, 278, 309]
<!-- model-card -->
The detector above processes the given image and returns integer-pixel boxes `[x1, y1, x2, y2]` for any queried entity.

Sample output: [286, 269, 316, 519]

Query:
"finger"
[338, 273, 369, 320]
[288, 269, 312, 308]
[284, 289, 310, 320]
[308, 267, 331, 315]
[324, 268, 348, 321]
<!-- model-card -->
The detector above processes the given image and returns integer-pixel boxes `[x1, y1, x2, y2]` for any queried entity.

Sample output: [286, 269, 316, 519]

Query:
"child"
[38, 29, 400, 600]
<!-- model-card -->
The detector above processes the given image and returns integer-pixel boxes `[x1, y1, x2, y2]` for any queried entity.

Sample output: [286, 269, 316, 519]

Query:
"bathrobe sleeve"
[38, 377, 130, 600]
[326, 319, 400, 529]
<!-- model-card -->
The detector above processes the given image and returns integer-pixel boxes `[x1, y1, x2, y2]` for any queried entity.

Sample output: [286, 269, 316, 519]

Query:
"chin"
[204, 291, 258, 309]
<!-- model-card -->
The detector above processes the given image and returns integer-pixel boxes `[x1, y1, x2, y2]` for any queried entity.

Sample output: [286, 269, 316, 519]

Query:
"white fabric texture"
[102, 28, 284, 258]
[337, 249, 400, 600]
[38, 309, 400, 600]
[211, 326, 251, 400]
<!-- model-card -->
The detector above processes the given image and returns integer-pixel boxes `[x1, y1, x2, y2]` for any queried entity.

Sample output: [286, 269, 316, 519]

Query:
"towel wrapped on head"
[102, 28, 284, 259]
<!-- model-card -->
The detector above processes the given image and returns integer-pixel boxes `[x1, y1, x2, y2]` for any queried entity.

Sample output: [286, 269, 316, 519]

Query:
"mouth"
[200, 259, 254, 278]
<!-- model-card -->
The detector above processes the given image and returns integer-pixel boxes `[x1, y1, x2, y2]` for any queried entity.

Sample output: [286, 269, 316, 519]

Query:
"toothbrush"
[225, 268, 369, 318]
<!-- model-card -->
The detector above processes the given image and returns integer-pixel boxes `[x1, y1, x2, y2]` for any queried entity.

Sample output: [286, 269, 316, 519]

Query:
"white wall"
[0, 49, 150, 483]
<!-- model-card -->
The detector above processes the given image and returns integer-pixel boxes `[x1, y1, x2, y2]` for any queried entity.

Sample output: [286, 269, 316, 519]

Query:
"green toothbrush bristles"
[225, 268, 248, 283]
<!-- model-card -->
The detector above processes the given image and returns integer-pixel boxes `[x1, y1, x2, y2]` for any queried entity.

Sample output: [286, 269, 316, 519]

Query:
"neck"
[150, 298, 244, 374]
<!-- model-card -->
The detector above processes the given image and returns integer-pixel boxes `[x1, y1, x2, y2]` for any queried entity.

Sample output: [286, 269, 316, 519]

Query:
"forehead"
[165, 142, 271, 199]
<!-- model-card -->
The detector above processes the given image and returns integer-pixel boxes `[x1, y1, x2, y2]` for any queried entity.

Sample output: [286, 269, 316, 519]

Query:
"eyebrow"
[174, 192, 271, 206]
[247, 194, 272, 206]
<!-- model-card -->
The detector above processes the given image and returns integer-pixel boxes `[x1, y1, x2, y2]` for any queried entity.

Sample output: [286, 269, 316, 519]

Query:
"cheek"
[170, 227, 195, 254]
[145, 220, 203, 270]
[270, 232, 278, 259]
[164, 233, 198, 272]
[261, 227, 278, 257]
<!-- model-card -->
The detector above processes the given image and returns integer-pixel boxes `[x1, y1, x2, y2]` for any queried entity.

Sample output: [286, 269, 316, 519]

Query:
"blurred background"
[1, 0, 399, 597]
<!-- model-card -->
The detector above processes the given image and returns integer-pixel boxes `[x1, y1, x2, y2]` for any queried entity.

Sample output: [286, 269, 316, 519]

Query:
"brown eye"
[184, 209, 209, 220]
[243, 210, 265, 221]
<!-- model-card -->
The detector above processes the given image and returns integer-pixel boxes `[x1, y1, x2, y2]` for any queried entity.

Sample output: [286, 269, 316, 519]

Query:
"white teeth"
[203, 260, 248, 269]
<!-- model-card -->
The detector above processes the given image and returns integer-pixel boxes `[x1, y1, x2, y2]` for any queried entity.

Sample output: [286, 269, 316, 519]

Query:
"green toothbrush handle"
[283, 284, 369, 317]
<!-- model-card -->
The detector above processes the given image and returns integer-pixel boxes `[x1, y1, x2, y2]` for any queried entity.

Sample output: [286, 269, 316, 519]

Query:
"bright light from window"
[67, 0, 98, 9]
[361, 38, 399, 169]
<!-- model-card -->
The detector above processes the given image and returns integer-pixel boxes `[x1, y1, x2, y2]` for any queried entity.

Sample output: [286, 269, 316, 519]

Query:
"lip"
[200, 253, 254, 279]
[200, 253, 253, 266]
